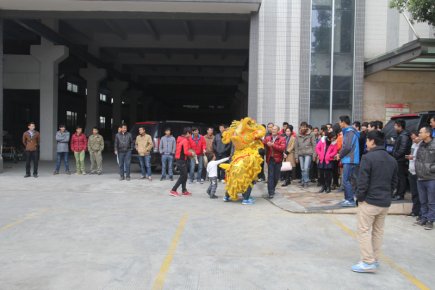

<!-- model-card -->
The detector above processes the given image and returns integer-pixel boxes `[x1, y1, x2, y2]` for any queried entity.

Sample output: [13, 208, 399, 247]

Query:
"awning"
[365, 38, 435, 76]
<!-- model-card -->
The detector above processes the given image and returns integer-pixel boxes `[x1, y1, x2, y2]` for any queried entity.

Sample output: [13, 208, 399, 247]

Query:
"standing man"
[339, 115, 360, 207]
[213, 124, 231, 182]
[406, 131, 421, 218]
[70, 126, 87, 175]
[414, 126, 435, 230]
[115, 124, 134, 181]
[392, 119, 412, 201]
[266, 122, 274, 137]
[189, 127, 206, 184]
[54, 124, 70, 175]
[159, 128, 176, 181]
[88, 127, 104, 175]
[352, 130, 398, 273]
[203, 127, 215, 180]
[170, 127, 193, 196]
[22, 122, 40, 178]
[135, 126, 154, 180]
[263, 125, 286, 199]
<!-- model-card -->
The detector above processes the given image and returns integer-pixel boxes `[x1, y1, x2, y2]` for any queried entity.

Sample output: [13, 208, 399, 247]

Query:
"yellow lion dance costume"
[219, 117, 266, 200]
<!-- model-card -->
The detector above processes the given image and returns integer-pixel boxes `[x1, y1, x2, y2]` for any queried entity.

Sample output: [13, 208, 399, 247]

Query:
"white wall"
[3, 55, 40, 90]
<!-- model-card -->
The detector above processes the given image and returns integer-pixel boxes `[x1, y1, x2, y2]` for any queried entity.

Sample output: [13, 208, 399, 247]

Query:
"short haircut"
[219, 124, 226, 128]
[394, 119, 406, 130]
[313, 127, 319, 131]
[376, 120, 384, 130]
[207, 127, 214, 130]
[339, 115, 351, 125]
[76, 125, 82, 130]
[165, 127, 171, 132]
[183, 127, 192, 135]
[273, 125, 280, 131]
[121, 123, 128, 128]
[326, 123, 332, 127]
[369, 121, 379, 130]
[59, 124, 66, 128]
[327, 132, 337, 139]
[430, 116, 435, 122]
[267, 122, 274, 126]
[332, 123, 341, 134]
[410, 130, 419, 137]
[92, 127, 99, 131]
[28, 122, 35, 126]
[118, 125, 123, 129]
[139, 126, 145, 131]
[192, 127, 199, 132]
[308, 125, 313, 130]
[353, 121, 361, 130]
[283, 122, 289, 126]
[362, 122, 369, 127]
[366, 130, 385, 146]
[300, 121, 308, 127]
[421, 125, 432, 134]
[321, 125, 327, 132]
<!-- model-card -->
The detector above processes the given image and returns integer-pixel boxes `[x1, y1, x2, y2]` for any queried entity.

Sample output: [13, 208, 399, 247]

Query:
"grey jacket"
[415, 138, 435, 181]
[159, 135, 176, 155]
[295, 132, 317, 159]
[114, 132, 134, 153]
[56, 131, 70, 153]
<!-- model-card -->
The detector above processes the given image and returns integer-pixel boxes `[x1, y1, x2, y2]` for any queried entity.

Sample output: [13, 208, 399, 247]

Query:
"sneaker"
[351, 261, 377, 273]
[148, 176, 152, 181]
[182, 191, 192, 196]
[268, 194, 274, 199]
[82, 172, 87, 175]
[33, 174, 38, 178]
[97, 172, 102, 175]
[53, 171, 59, 175]
[200, 179, 204, 184]
[424, 221, 433, 230]
[341, 200, 356, 207]
[24, 174, 31, 178]
[223, 196, 231, 202]
[140, 176, 146, 179]
[414, 219, 427, 226]
[170, 177, 174, 181]
[242, 199, 254, 205]
[75, 172, 81, 175]
[119, 176, 125, 181]
[210, 195, 218, 199]
[126, 176, 131, 181]
[169, 190, 179, 197]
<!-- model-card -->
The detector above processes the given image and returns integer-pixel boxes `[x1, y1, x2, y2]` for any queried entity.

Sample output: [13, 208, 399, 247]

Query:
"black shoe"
[326, 187, 331, 193]
[316, 182, 321, 187]
[282, 181, 290, 187]
[170, 177, 174, 181]
[318, 187, 326, 193]
[160, 176, 165, 181]
[393, 195, 404, 201]
[97, 172, 102, 175]
[66, 171, 71, 175]
[126, 176, 131, 181]
[33, 174, 38, 178]
[424, 221, 433, 230]
[416, 216, 422, 222]
[24, 174, 31, 178]
[120, 176, 125, 181]
[53, 171, 59, 175]
[210, 194, 218, 199]
[268, 194, 274, 199]
[414, 219, 427, 226]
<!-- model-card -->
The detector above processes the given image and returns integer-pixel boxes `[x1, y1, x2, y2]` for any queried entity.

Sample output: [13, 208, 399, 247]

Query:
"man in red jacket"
[264, 125, 286, 198]
[170, 127, 194, 196]
[189, 127, 206, 184]
[70, 125, 88, 175]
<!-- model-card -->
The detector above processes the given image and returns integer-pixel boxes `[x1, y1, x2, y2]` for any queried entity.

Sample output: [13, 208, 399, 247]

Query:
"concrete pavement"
[0, 158, 433, 290]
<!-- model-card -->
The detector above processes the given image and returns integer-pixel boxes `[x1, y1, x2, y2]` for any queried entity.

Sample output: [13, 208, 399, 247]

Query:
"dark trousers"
[417, 180, 435, 222]
[332, 160, 340, 187]
[216, 154, 227, 180]
[284, 170, 294, 183]
[172, 159, 188, 193]
[207, 177, 218, 195]
[258, 153, 265, 180]
[396, 162, 408, 198]
[310, 161, 318, 181]
[25, 150, 39, 175]
[319, 169, 332, 188]
[408, 173, 420, 216]
[118, 151, 131, 177]
[267, 159, 282, 195]
[242, 185, 253, 200]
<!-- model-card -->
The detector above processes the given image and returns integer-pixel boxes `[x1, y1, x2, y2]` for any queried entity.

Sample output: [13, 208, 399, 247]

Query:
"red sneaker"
[169, 190, 179, 197]
[182, 191, 192, 196]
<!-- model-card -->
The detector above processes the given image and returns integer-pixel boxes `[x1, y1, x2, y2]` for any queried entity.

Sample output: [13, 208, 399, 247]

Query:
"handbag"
[281, 161, 292, 171]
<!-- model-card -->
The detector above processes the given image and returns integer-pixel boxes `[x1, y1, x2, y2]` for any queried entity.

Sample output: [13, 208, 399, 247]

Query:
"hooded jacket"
[392, 130, 412, 163]
[295, 132, 316, 159]
[415, 138, 435, 181]
[189, 134, 206, 156]
[339, 126, 360, 164]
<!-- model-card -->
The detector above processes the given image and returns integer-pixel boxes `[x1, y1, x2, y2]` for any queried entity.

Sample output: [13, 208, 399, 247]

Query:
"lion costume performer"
[219, 117, 266, 200]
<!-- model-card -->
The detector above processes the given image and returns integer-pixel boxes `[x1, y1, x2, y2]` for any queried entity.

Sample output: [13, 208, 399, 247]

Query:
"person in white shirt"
[406, 131, 422, 218]
[206, 156, 230, 199]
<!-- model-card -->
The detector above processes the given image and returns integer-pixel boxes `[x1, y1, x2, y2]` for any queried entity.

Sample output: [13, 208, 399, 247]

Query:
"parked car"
[383, 111, 434, 153]
[130, 120, 210, 171]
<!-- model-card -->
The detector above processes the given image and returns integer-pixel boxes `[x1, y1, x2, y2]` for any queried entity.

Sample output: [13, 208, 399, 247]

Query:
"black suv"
[130, 120, 210, 170]
[383, 111, 434, 153]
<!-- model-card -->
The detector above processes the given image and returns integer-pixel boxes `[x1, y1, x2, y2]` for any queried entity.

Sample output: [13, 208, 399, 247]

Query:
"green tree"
[390, 0, 435, 27]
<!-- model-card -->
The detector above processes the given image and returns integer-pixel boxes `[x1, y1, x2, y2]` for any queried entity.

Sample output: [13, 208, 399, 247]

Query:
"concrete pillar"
[0, 20, 3, 173]
[30, 36, 68, 161]
[79, 65, 107, 134]
[107, 81, 128, 130]
[126, 89, 143, 125]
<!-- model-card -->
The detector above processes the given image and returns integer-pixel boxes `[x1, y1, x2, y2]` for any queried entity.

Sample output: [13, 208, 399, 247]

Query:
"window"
[110, 118, 113, 129]
[99, 93, 107, 102]
[67, 82, 78, 93]
[66, 111, 78, 127]
[99, 116, 106, 129]
[85, 88, 88, 96]
[111, 98, 114, 104]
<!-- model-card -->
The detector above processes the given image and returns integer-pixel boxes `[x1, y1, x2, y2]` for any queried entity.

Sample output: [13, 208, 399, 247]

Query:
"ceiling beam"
[103, 20, 127, 40]
[60, 20, 92, 43]
[141, 19, 159, 41]
[182, 20, 194, 41]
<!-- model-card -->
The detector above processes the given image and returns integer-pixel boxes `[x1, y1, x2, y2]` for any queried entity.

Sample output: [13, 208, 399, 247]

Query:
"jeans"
[417, 180, 435, 222]
[189, 154, 204, 182]
[118, 151, 132, 177]
[161, 154, 174, 178]
[138, 155, 152, 177]
[267, 159, 282, 195]
[299, 155, 312, 184]
[55, 152, 69, 172]
[408, 174, 420, 216]
[242, 185, 253, 201]
[73, 151, 86, 174]
[172, 159, 188, 192]
[25, 150, 39, 175]
[343, 163, 357, 202]
[207, 177, 218, 195]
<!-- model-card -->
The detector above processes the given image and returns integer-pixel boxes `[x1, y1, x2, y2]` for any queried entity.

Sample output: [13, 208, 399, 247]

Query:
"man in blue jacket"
[339, 115, 360, 207]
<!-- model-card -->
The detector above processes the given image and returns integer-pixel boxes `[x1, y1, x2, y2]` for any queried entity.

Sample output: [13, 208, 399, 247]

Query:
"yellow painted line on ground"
[329, 216, 430, 290]
[0, 208, 49, 234]
[152, 213, 189, 290]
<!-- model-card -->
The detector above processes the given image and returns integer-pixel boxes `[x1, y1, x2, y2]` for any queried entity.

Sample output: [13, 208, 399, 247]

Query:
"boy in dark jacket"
[352, 130, 398, 273]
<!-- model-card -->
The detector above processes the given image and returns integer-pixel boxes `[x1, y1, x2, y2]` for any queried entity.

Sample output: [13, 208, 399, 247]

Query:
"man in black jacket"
[114, 124, 134, 181]
[392, 119, 412, 200]
[213, 124, 231, 182]
[352, 131, 398, 273]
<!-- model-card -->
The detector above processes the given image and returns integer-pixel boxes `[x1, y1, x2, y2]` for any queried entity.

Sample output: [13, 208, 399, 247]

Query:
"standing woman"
[316, 132, 338, 193]
[282, 126, 296, 186]
[170, 127, 194, 197]
[295, 122, 317, 188]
